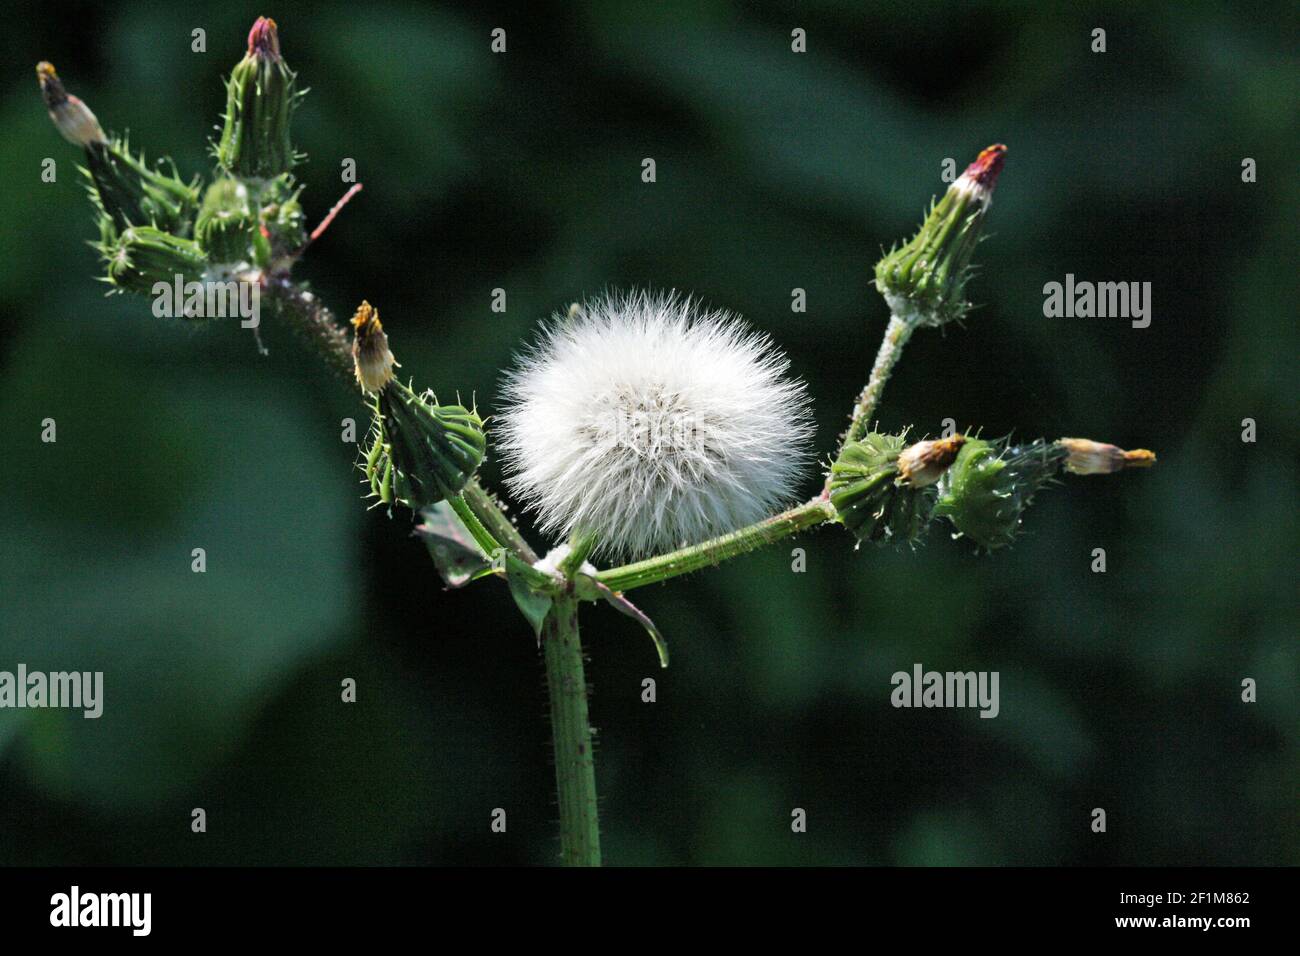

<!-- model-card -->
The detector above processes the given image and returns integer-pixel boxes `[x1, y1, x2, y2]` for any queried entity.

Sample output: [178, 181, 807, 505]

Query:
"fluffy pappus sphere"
[497, 291, 814, 560]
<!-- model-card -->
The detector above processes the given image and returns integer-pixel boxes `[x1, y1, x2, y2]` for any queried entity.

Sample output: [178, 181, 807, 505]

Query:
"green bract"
[364, 384, 487, 510]
[101, 226, 207, 297]
[83, 137, 199, 237]
[829, 431, 934, 546]
[262, 182, 307, 259]
[933, 438, 1066, 550]
[195, 177, 255, 265]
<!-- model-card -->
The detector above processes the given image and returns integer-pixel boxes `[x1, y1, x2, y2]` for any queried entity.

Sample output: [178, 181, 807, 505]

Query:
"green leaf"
[416, 501, 492, 588]
[416, 508, 559, 638]
[506, 569, 553, 641]
[574, 574, 669, 668]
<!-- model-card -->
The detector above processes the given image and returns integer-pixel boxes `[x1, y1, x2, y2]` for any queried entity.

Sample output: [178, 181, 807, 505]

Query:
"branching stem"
[559, 529, 599, 576]
[596, 498, 836, 592]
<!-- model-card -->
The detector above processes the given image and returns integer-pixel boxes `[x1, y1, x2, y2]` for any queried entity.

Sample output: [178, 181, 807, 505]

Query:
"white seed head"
[498, 290, 814, 560]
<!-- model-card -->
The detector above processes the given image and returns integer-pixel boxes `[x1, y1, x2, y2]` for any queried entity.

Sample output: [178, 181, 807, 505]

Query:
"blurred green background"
[1, 0, 1296, 865]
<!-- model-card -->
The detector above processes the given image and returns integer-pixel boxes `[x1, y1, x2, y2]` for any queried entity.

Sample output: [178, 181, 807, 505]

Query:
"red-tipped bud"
[874, 143, 1008, 327]
[218, 17, 299, 179]
[247, 16, 281, 58]
[958, 143, 1007, 194]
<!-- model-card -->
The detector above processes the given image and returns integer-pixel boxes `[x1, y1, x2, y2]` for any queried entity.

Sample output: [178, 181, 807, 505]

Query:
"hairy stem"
[266, 275, 354, 383]
[463, 481, 537, 562]
[543, 595, 600, 866]
[447, 494, 501, 556]
[596, 498, 836, 593]
[840, 312, 913, 450]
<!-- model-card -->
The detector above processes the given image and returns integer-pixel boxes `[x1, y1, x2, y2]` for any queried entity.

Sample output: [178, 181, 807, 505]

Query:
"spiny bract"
[498, 290, 813, 560]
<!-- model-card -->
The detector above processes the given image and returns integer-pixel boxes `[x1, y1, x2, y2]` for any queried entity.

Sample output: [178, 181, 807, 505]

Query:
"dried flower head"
[498, 290, 814, 559]
[1058, 437, 1156, 475]
[351, 300, 398, 393]
[896, 434, 967, 488]
[36, 61, 106, 148]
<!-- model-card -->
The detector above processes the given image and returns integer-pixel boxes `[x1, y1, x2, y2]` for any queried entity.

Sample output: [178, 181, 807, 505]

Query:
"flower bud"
[195, 177, 255, 266]
[875, 144, 1006, 328]
[933, 437, 1065, 550]
[217, 17, 301, 181]
[1057, 438, 1156, 475]
[829, 431, 935, 546]
[896, 435, 966, 488]
[350, 301, 398, 393]
[37, 63, 198, 236]
[352, 302, 484, 509]
[83, 137, 200, 236]
[261, 183, 307, 260]
[36, 62, 106, 147]
[363, 385, 487, 510]
[101, 225, 207, 297]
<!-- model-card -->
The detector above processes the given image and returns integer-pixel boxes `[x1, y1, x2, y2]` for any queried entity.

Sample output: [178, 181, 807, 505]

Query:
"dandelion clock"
[498, 291, 815, 559]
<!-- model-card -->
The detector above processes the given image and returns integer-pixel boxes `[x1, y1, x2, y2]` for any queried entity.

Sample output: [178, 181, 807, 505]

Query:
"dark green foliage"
[7, 0, 1293, 868]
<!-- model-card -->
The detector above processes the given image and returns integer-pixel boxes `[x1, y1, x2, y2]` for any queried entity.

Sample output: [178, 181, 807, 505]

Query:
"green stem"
[267, 275, 612, 868]
[558, 529, 598, 577]
[265, 277, 354, 384]
[462, 480, 538, 562]
[596, 498, 835, 592]
[543, 595, 600, 866]
[447, 494, 501, 557]
[228, 248, 594, 872]
[841, 312, 913, 449]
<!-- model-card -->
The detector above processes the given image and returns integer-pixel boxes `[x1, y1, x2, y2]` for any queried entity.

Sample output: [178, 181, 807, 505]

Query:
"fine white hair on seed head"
[496, 289, 814, 560]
